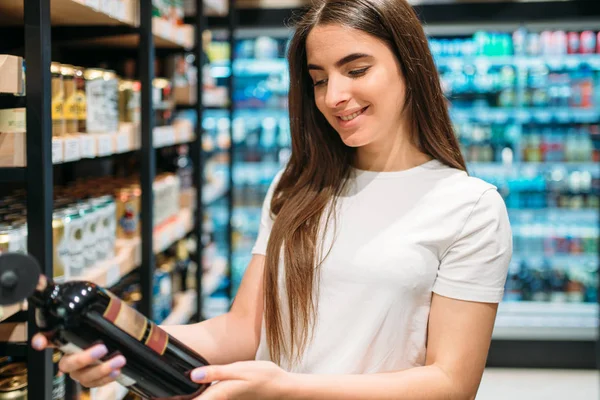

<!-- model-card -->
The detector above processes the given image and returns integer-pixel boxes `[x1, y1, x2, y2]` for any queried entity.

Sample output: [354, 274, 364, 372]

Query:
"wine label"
[103, 292, 169, 355]
[60, 342, 136, 387]
[103, 294, 147, 341]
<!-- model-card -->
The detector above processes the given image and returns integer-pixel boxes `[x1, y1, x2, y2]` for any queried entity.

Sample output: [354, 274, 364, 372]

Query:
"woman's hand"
[31, 333, 126, 388]
[191, 361, 290, 400]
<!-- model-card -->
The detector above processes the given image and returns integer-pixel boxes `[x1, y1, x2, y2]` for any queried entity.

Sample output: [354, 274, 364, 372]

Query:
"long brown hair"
[263, 0, 467, 365]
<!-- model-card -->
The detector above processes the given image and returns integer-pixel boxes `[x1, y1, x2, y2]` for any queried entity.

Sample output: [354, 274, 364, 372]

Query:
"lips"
[336, 106, 368, 122]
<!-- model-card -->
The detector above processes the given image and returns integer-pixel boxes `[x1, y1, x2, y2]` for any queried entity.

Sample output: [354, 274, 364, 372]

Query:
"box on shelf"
[174, 84, 197, 105]
[0, 55, 24, 95]
[0, 108, 26, 134]
[0, 131, 26, 167]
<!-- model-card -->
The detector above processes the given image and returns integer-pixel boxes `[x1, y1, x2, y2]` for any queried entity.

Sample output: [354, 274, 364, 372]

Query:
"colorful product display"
[202, 28, 600, 332]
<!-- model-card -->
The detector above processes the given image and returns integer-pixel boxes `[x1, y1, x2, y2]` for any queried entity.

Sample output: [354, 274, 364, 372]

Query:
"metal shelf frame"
[0, 0, 213, 399]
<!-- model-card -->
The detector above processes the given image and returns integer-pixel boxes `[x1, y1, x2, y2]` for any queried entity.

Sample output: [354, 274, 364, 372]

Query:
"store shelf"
[0, 303, 23, 323]
[507, 208, 598, 220]
[161, 290, 197, 326]
[203, 181, 229, 205]
[0, 321, 27, 343]
[494, 301, 598, 341]
[211, 58, 288, 77]
[468, 161, 600, 175]
[435, 54, 600, 70]
[512, 253, 598, 268]
[64, 19, 194, 49]
[69, 207, 194, 286]
[0, 0, 136, 26]
[451, 107, 600, 124]
[0, 122, 194, 167]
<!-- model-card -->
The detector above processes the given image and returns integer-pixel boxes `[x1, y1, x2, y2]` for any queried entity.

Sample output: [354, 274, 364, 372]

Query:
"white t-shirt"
[251, 159, 512, 374]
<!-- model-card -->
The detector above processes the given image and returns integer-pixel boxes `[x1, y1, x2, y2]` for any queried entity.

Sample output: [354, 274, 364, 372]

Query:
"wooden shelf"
[162, 290, 197, 326]
[0, 303, 23, 323]
[0, 121, 195, 167]
[0, 0, 136, 26]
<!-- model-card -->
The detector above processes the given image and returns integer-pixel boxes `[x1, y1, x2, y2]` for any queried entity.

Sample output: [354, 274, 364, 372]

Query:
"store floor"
[477, 368, 599, 399]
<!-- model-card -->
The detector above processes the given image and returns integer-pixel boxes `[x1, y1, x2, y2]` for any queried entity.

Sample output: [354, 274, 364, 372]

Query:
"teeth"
[339, 108, 365, 121]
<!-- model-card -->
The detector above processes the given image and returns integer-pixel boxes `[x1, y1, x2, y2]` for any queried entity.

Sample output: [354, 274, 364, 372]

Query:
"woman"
[34, 0, 512, 398]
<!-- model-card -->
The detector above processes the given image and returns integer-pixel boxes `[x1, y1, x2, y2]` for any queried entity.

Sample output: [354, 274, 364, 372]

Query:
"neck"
[353, 123, 431, 172]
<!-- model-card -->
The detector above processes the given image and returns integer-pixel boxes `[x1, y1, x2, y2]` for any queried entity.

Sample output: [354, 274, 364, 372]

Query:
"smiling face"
[306, 24, 409, 150]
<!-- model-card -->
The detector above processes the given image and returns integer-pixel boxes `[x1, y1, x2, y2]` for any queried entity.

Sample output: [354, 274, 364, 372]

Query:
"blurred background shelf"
[0, 0, 136, 26]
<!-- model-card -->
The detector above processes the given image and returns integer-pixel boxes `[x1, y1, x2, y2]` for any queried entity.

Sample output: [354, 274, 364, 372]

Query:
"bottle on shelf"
[0, 253, 210, 400]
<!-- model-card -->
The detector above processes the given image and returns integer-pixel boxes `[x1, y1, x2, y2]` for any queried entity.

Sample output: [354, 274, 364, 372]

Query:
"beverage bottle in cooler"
[175, 144, 194, 191]
[0, 253, 211, 400]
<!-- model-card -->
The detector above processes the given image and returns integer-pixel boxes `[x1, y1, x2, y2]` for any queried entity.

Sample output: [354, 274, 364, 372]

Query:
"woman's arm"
[161, 254, 266, 365]
[280, 293, 496, 400]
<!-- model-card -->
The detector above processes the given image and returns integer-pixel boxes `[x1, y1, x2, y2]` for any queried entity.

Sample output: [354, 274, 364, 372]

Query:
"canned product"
[0, 363, 26, 378]
[103, 70, 119, 133]
[0, 375, 26, 400]
[0, 225, 26, 254]
[52, 209, 69, 281]
[115, 187, 140, 239]
[84, 68, 105, 133]
[91, 195, 116, 260]
[61, 64, 78, 134]
[62, 207, 85, 277]
[72, 66, 87, 133]
[51, 62, 65, 136]
[76, 202, 98, 268]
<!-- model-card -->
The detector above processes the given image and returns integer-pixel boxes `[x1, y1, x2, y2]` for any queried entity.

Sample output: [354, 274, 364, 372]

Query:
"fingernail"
[191, 369, 206, 381]
[90, 345, 108, 359]
[32, 336, 44, 350]
[109, 370, 120, 379]
[109, 356, 126, 369]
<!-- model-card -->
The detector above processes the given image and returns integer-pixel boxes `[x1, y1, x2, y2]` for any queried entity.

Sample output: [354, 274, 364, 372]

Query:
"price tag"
[116, 132, 130, 153]
[105, 263, 121, 287]
[534, 110, 552, 123]
[175, 221, 185, 240]
[176, 28, 186, 46]
[80, 135, 97, 158]
[52, 139, 63, 164]
[63, 136, 81, 162]
[165, 126, 175, 146]
[515, 109, 530, 123]
[97, 134, 113, 156]
[556, 109, 570, 123]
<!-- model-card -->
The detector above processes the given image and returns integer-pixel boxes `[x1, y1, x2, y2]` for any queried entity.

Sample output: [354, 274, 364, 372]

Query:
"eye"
[313, 78, 327, 88]
[348, 67, 370, 77]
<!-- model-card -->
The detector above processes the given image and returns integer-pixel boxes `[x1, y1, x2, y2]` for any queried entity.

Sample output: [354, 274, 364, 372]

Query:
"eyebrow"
[307, 53, 372, 71]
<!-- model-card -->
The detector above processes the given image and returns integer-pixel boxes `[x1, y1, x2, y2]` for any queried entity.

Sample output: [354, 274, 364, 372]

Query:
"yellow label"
[52, 92, 64, 120]
[64, 93, 78, 120]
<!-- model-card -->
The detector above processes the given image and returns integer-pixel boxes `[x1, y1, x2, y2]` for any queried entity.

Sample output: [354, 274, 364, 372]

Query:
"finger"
[58, 344, 108, 373]
[70, 355, 126, 386]
[79, 369, 123, 389]
[191, 362, 246, 384]
[195, 380, 245, 400]
[31, 334, 48, 351]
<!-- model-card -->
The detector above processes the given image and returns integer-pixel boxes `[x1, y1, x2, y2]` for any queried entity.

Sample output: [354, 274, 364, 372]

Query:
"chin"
[338, 131, 371, 148]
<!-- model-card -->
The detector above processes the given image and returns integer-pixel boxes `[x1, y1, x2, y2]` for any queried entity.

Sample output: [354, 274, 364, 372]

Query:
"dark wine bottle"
[0, 253, 210, 400]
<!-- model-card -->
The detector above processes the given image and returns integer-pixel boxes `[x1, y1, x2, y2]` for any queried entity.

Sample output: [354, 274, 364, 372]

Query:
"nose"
[324, 76, 350, 109]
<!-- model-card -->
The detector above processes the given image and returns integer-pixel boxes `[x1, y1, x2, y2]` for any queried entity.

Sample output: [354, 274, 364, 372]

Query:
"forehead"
[305, 24, 388, 65]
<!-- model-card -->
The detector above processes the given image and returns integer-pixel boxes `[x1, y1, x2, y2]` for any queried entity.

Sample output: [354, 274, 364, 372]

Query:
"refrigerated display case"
[202, 14, 600, 367]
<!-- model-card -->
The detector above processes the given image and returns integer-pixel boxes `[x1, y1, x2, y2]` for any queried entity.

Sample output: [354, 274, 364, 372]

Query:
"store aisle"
[477, 368, 599, 400]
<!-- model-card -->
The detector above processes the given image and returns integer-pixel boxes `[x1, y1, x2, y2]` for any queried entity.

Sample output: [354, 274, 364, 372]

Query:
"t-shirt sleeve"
[251, 170, 284, 256]
[432, 188, 513, 303]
